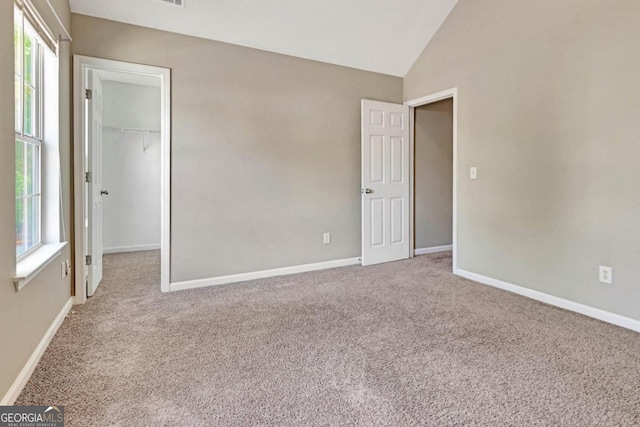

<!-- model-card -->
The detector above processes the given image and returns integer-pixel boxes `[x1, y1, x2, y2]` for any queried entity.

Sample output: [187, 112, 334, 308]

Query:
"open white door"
[361, 100, 410, 266]
[86, 71, 104, 297]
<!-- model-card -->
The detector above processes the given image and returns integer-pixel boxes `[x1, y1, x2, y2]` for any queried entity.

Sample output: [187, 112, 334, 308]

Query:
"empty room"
[1, 0, 639, 426]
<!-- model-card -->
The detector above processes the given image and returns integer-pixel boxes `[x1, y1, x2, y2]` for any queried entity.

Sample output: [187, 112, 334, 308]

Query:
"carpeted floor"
[17, 251, 640, 426]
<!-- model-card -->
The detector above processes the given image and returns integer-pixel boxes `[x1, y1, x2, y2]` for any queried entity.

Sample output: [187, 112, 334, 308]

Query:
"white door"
[361, 100, 410, 266]
[86, 71, 104, 297]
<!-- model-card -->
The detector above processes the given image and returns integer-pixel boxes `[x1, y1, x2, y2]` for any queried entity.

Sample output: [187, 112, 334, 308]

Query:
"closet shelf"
[104, 126, 160, 152]
[103, 126, 160, 134]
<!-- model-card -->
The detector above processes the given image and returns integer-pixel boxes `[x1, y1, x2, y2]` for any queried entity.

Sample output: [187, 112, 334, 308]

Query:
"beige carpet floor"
[17, 251, 640, 426]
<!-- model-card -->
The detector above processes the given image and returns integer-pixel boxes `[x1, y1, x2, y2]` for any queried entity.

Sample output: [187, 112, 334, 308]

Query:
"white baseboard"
[170, 257, 361, 292]
[414, 245, 453, 256]
[103, 244, 161, 254]
[1, 297, 73, 405]
[455, 269, 640, 333]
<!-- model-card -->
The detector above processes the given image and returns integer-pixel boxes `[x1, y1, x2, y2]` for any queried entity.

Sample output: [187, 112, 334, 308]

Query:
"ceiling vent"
[156, 0, 185, 7]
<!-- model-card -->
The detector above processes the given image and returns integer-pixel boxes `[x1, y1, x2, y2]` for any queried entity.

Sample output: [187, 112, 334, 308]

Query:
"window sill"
[14, 242, 68, 292]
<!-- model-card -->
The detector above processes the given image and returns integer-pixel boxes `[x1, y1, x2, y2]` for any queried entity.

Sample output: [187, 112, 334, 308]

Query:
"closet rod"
[103, 126, 161, 134]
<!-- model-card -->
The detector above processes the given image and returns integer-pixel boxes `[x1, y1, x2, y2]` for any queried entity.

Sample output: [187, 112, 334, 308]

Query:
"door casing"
[73, 55, 172, 303]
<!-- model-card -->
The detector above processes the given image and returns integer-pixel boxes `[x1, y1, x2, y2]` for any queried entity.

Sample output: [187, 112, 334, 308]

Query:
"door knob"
[100, 190, 109, 196]
[362, 188, 373, 194]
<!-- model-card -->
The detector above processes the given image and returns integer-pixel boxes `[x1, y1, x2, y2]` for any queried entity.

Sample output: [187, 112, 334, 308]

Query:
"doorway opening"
[73, 56, 171, 303]
[407, 88, 458, 271]
[412, 99, 454, 255]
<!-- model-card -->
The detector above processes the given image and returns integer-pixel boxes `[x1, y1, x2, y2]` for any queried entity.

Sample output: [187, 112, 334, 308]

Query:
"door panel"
[390, 136, 404, 183]
[361, 100, 410, 266]
[370, 135, 384, 183]
[390, 197, 404, 244]
[370, 198, 385, 247]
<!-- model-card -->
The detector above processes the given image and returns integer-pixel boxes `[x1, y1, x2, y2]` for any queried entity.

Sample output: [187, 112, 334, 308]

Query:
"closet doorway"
[73, 56, 171, 302]
[413, 98, 454, 256]
[406, 88, 458, 270]
[101, 73, 162, 258]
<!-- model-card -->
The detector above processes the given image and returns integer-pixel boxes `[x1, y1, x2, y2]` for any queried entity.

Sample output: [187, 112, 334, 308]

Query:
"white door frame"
[73, 55, 172, 303]
[405, 87, 458, 271]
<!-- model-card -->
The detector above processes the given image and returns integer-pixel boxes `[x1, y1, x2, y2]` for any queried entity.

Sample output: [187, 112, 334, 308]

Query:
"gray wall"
[414, 99, 453, 249]
[102, 81, 161, 252]
[405, 0, 640, 321]
[71, 14, 403, 282]
[0, 0, 72, 400]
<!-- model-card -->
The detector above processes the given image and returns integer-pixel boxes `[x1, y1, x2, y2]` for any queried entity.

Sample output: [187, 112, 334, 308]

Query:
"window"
[13, 0, 66, 291]
[14, 0, 60, 268]
[15, 5, 43, 258]
[13, 0, 64, 290]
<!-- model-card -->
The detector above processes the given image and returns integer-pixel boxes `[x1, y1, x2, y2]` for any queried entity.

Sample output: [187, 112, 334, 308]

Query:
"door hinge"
[85, 171, 92, 183]
[85, 255, 92, 266]
[85, 89, 92, 100]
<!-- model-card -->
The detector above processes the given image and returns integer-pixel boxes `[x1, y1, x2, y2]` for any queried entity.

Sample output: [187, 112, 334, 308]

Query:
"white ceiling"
[69, 0, 459, 77]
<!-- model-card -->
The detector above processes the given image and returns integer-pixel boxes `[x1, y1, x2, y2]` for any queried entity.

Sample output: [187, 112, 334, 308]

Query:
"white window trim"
[13, 0, 66, 292]
[15, 6, 45, 259]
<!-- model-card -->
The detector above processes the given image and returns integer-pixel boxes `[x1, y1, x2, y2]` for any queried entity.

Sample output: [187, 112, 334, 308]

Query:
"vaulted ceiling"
[69, 0, 458, 77]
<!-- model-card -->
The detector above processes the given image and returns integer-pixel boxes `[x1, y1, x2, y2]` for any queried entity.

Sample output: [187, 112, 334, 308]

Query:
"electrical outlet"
[599, 266, 613, 284]
[323, 232, 331, 244]
[470, 167, 478, 180]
